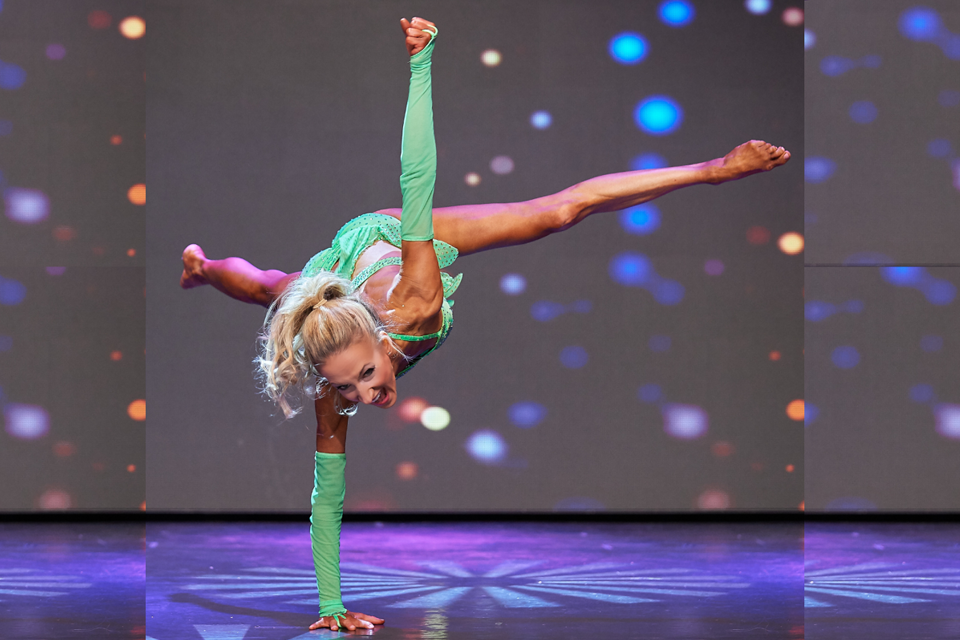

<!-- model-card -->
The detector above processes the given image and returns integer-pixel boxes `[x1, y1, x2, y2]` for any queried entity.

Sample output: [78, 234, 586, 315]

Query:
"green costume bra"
[300, 213, 462, 379]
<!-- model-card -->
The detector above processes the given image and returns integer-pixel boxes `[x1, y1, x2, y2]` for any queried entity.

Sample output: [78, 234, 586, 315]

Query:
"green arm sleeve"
[399, 30, 438, 242]
[310, 451, 348, 621]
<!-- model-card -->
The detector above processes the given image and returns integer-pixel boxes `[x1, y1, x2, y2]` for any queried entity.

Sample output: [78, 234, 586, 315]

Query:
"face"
[319, 333, 398, 409]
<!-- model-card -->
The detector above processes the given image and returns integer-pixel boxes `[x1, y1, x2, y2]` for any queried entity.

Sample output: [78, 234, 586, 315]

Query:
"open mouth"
[373, 390, 388, 406]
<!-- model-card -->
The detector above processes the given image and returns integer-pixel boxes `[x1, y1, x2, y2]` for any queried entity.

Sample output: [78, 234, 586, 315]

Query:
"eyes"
[336, 367, 374, 391]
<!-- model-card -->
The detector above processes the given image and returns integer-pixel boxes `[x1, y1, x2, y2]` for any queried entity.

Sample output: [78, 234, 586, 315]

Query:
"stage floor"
[146, 521, 803, 639]
[805, 522, 960, 640]
[0, 522, 145, 639]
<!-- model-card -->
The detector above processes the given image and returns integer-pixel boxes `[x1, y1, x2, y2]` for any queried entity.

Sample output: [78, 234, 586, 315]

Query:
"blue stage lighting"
[831, 345, 860, 369]
[466, 430, 508, 464]
[805, 157, 837, 183]
[898, 7, 942, 41]
[927, 139, 952, 158]
[653, 280, 685, 305]
[659, 0, 695, 27]
[804, 29, 816, 50]
[608, 33, 648, 65]
[804, 403, 819, 426]
[637, 384, 663, 403]
[805, 301, 837, 322]
[744, 0, 771, 15]
[0, 335, 12, 352]
[530, 110, 552, 129]
[634, 96, 682, 135]
[509, 402, 547, 428]
[909, 383, 935, 403]
[848, 101, 877, 124]
[629, 152, 668, 170]
[559, 346, 589, 369]
[0, 276, 26, 305]
[920, 335, 944, 352]
[881, 266, 924, 286]
[924, 279, 956, 305]
[610, 253, 653, 286]
[620, 204, 661, 235]
[843, 299, 865, 313]
[0, 61, 26, 90]
[820, 56, 855, 77]
[940, 90, 960, 107]
[500, 273, 526, 295]
[530, 300, 565, 322]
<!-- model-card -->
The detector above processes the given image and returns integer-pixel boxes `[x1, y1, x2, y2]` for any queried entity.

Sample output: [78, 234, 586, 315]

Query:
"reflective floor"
[805, 522, 960, 640]
[0, 522, 145, 639]
[146, 521, 803, 639]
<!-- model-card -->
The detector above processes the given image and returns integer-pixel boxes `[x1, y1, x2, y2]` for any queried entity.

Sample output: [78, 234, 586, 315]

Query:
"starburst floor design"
[182, 560, 751, 610]
[805, 561, 960, 608]
[0, 568, 93, 600]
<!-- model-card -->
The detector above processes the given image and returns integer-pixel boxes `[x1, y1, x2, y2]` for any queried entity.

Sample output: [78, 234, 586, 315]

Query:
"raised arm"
[389, 18, 444, 318]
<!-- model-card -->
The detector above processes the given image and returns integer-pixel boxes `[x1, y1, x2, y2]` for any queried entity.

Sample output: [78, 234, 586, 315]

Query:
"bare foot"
[180, 244, 208, 289]
[708, 140, 791, 183]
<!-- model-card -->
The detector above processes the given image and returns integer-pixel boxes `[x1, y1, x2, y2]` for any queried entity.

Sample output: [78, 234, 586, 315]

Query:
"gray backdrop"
[0, 0, 145, 511]
[147, 0, 803, 512]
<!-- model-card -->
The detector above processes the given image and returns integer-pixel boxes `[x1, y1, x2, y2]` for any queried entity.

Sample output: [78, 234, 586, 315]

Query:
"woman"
[180, 17, 790, 632]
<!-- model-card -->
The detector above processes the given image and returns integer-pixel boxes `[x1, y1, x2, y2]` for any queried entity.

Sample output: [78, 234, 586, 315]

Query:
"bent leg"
[181, 244, 299, 307]
[377, 140, 789, 256]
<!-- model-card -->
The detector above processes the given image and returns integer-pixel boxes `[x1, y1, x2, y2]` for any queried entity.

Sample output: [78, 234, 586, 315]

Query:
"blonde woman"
[180, 17, 790, 632]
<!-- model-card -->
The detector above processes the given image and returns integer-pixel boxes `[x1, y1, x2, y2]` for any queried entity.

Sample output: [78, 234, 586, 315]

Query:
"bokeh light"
[396, 462, 418, 480]
[746, 225, 771, 245]
[804, 29, 816, 50]
[119, 16, 146, 40]
[805, 157, 837, 183]
[909, 383, 935, 403]
[127, 399, 146, 421]
[849, 100, 878, 124]
[786, 399, 804, 421]
[0, 276, 26, 305]
[831, 345, 860, 369]
[697, 489, 730, 510]
[704, 259, 724, 276]
[0, 60, 27, 89]
[898, 6, 942, 42]
[940, 90, 960, 107]
[745, 0, 772, 16]
[464, 172, 481, 186]
[39, 489, 72, 510]
[934, 403, 960, 439]
[45, 267, 65, 276]
[559, 345, 588, 369]
[649, 335, 671, 353]
[46, 44, 66, 60]
[711, 441, 734, 457]
[481, 49, 502, 67]
[927, 139, 952, 157]
[805, 404, 819, 426]
[466, 429, 507, 464]
[490, 155, 514, 175]
[785, 464, 795, 473]
[499, 273, 526, 295]
[127, 464, 136, 473]
[0, 119, 11, 136]
[397, 396, 428, 422]
[88, 10, 112, 29]
[111, 134, 123, 145]
[634, 96, 683, 135]
[608, 32, 648, 65]
[128, 183, 146, 205]
[638, 384, 662, 403]
[421, 406, 451, 431]
[629, 152, 668, 170]
[609, 252, 653, 286]
[820, 55, 856, 77]
[920, 335, 943, 352]
[53, 441, 76, 458]
[509, 401, 547, 428]
[5, 404, 50, 440]
[778, 232, 804, 255]
[4, 187, 49, 223]
[619, 203, 660, 235]
[0, 335, 12, 352]
[53, 226, 76, 241]
[530, 110, 552, 129]
[531, 300, 565, 322]
[769, 350, 781, 361]
[782, 7, 804, 26]
[111, 350, 124, 361]
[659, 1, 695, 27]
[662, 403, 708, 439]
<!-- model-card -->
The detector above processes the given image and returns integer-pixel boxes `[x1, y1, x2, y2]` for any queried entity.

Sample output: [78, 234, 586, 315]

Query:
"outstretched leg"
[180, 244, 299, 307]
[378, 140, 790, 256]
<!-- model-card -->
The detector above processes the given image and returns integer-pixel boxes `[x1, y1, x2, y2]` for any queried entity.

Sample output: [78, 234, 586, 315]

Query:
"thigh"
[374, 192, 569, 257]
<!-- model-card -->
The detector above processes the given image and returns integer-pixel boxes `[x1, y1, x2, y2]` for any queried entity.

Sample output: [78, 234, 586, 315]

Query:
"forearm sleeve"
[310, 451, 348, 620]
[399, 32, 438, 242]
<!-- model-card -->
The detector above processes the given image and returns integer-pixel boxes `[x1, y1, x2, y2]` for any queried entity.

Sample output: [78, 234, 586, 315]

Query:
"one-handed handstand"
[179, 17, 790, 632]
